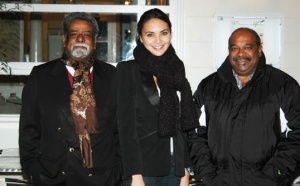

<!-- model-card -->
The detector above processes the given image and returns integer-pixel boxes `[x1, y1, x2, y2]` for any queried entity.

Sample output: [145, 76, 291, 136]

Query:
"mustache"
[71, 43, 89, 50]
[70, 43, 90, 58]
[233, 56, 251, 62]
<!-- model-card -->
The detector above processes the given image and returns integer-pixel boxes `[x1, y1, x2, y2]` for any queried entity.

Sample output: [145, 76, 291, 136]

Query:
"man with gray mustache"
[19, 12, 121, 186]
[189, 27, 300, 186]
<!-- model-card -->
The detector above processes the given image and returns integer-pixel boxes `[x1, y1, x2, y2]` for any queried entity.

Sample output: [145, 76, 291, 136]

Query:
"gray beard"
[71, 44, 90, 58]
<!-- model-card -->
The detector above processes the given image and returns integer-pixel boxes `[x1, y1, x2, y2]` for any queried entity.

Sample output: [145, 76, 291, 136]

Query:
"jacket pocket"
[32, 156, 65, 186]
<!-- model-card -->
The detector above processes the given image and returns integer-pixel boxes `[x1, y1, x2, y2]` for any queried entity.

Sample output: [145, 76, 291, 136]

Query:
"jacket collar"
[134, 61, 160, 109]
[217, 52, 267, 86]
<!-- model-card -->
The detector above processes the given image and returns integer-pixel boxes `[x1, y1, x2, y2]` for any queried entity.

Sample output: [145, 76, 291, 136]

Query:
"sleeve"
[19, 67, 41, 178]
[262, 76, 300, 182]
[116, 62, 143, 177]
[188, 81, 217, 182]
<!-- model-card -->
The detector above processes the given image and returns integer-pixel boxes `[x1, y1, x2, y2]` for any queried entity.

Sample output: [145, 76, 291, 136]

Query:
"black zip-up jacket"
[189, 54, 300, 186]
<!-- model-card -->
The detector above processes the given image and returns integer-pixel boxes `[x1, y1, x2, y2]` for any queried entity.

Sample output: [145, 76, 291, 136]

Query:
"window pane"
[0, 12, 137, 63]
[0, 75, 26, 114]
[0, 13, 24, 62]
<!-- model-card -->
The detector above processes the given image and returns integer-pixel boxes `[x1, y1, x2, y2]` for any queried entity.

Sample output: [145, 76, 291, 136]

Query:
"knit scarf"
[133, 43, 198, 137]
[61, 52, 99, 168]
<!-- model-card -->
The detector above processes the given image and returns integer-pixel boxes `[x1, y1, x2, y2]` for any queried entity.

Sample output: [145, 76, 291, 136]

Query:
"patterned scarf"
[61, 52, 99, 168]
[133, 43, 198, 137]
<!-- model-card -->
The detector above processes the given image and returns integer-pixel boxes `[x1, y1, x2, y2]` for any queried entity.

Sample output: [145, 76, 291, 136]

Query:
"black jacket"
[116, 60, 191, 177]
[189, 55, 300, 186]
[19, 59, 121, 186]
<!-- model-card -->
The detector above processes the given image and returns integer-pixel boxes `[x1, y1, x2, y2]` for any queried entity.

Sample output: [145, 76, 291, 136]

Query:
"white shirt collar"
[66, 65, 93, 76]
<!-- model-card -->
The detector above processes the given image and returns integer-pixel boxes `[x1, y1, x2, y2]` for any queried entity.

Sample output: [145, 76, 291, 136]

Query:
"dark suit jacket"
[116, 60, 191, 178]
[19, 59, 121, 186]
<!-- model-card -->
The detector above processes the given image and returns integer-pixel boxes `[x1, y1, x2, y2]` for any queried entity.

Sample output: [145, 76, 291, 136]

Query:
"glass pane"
[145, 0, 169, 5]
[0, 75, 26, 114]
[0, 12, 137, 114]
[0, 13, 24, 62]
[0, 12, 137, 63]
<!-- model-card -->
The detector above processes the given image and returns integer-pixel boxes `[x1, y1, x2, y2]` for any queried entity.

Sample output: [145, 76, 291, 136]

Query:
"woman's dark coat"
[19, 59, 121, 186]
[116, 60, 191, 178]
[189, 55, 300, 186]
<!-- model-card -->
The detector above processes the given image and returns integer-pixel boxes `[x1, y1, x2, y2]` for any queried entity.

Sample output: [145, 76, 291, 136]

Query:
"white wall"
[184, 0, 300, 92]
[0, 116, 20, 149]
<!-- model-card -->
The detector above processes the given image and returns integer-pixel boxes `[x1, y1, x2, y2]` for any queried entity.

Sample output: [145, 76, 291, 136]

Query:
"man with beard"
[189, 27, 300, 186]
[19, 12, 121, 186]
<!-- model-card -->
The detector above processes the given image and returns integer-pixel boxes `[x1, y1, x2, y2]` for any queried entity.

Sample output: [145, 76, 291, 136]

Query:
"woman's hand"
[179, 170, 190, 186]
[131, 174, 146, 186]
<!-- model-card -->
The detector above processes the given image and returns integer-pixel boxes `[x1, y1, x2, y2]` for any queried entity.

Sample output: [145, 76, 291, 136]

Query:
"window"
[0, 0, 184, 116]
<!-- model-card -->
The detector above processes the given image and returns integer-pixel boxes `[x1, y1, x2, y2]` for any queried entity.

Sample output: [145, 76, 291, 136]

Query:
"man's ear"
[258, 45, 263, 57]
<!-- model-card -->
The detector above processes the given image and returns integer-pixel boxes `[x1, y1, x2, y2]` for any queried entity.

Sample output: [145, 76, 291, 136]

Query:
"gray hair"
[63, 12, 99, 38]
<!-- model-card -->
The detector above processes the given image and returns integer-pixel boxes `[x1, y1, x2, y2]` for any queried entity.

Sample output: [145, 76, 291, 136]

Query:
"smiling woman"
[116, 8, 198, 186]
[139, 18, 171, 57]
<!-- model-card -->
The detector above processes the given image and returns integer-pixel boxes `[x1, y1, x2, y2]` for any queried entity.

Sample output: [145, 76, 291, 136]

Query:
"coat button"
[69, 148, 74, 152]
[89, 173, 93, 177]
[62, 171, 65, 175]
[57, 128, 62, 131]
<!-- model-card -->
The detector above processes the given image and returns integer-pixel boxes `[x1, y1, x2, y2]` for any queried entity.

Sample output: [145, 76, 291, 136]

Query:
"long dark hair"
[136, 8, 172, 44]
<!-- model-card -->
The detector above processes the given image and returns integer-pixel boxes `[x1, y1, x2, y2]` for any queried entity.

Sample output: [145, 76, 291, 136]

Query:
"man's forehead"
[68, 20, 93, 30]
[232, 29, 256, 39]
[69, 28, 92, 33]
[230, 33, 256, 45]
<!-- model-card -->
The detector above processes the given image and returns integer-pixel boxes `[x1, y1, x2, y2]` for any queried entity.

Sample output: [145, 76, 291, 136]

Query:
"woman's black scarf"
[133, 42, 198, 137]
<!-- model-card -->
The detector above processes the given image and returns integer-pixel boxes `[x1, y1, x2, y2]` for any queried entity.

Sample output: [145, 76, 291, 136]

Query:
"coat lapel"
[92, 61, 109, 106]
[89, 61, 116, 145]
[139, 69, 160, 109]
[51, 60, 74, 128]
[52, 60, 78, 144]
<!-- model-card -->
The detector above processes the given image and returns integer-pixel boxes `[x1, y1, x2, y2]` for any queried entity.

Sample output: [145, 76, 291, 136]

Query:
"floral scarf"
[61, 52, 99, 168]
